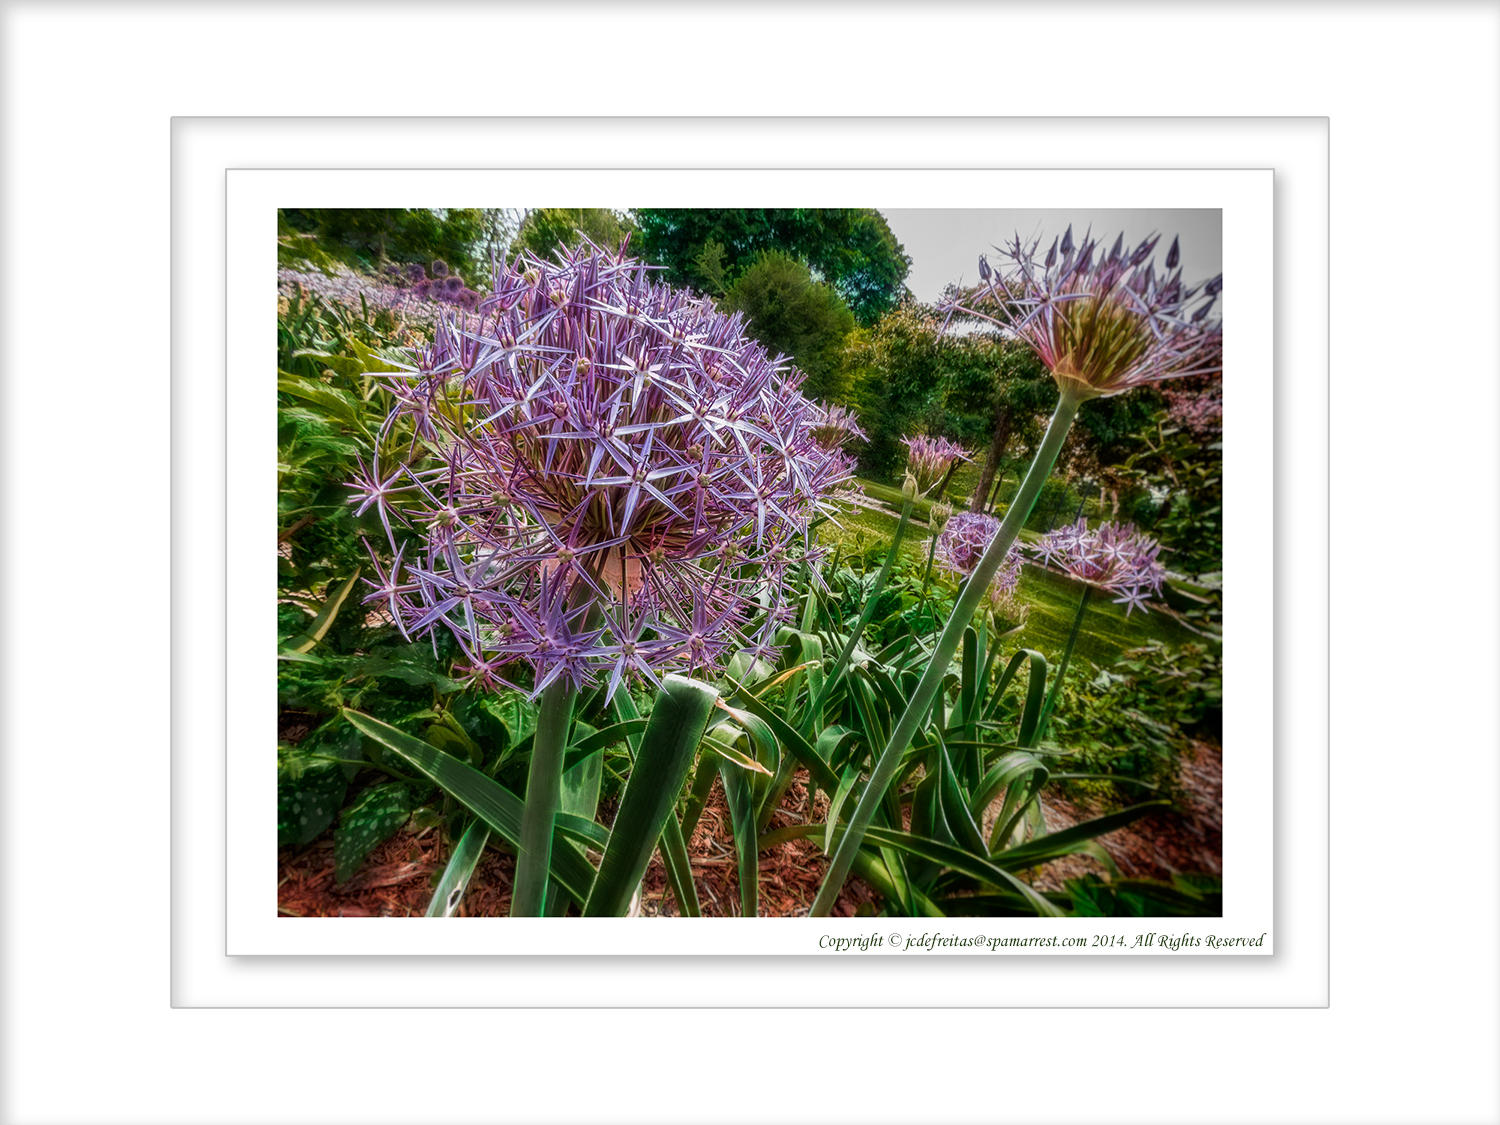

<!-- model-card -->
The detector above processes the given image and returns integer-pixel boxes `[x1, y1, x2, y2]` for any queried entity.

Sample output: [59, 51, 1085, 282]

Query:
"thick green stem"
[1038, 584, 1091, 739]
[510, 676, 576, 917]
[810, 498, 914, 719]
[810, 391, 1083, 916]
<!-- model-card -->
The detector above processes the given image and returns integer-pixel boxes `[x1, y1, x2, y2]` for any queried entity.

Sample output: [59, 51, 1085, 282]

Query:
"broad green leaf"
[333, 782, 413, 883]
[277, 753, 346, 847]
[583, 676, 718, 917]
[611, 691, 699, 917]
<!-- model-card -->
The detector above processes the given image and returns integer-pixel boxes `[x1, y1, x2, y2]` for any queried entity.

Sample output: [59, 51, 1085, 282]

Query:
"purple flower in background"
[352, 240, 856, 698]
[942, 227, 1223, 401]
[430, 259, 449, 278]
[412, 278, 433, 299]
[441, 275, 464, 297]
[406, 263, 427, 282]
[1164, 385, 1223, 438]
[935, 511, 1025, 598]
[902, 434, 970, 495]
[811, 403, 867, 450]
[1031, 518, 1165, 615]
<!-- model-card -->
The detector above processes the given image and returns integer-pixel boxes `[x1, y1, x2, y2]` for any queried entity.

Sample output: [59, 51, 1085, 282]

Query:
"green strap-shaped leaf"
[734, 695, 841, 793]
[283, 571, 361, 654]
[583, 676, 718, 917]
[341, 709, 597, 905]
[718, 759, 759, 918]
[994, 802, 1171, 871]
[426, 819, 491, 917]
[612, 690, 699, 917]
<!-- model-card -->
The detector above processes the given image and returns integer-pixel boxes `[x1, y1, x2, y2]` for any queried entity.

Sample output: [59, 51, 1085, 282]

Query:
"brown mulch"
[277, 743, 1220, 918]
[277, 770, 876, 919]
[1026, 738, 1223, 891]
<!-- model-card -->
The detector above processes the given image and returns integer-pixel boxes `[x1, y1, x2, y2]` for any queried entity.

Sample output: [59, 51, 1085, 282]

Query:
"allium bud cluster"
[943, 227, 1223, 401]
[1031, 518, 1165, 615]
[352, 241, 856, 698]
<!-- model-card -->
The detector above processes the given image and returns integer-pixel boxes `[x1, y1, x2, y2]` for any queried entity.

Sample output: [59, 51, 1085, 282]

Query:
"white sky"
[881, 208, 1223, 306]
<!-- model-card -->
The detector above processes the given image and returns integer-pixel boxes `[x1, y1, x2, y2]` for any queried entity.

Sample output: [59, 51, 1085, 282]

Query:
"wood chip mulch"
[277, 743, 1221, 919]
[276, 770, 875, 919]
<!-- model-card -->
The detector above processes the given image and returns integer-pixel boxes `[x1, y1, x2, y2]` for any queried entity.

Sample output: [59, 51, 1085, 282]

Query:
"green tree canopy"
[280, 208, 490, 281]
[634, 208, 911, 325]
[722, 251, 856, 402]
[510, 208, 636, 261]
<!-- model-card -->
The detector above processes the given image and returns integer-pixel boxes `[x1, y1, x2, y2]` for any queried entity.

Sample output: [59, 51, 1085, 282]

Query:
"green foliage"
[721, 251, 856, 401]
[278, 745, 348, 847]
[633, 208, 910, 325]
[333, 781, 417, 883]
[510, 207, 636, 261]
[281, 207, 489, 282]
[1039, 640, 1222, 797]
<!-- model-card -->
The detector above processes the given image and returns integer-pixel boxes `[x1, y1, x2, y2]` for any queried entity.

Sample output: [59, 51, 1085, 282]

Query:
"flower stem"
[810, 497, 914, 721]
[810, 391, 1083, 917]
[511, 676, 576, 917]
[1038, 584, 1090, 740]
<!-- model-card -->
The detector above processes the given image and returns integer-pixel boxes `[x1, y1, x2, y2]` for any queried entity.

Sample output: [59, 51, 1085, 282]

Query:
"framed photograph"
[242, 167, 1270, 961]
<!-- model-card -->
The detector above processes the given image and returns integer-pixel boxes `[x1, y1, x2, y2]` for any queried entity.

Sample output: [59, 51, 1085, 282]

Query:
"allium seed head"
[1031, 518, 1165, 615]
[942, 229, 1223, 400]
[353, 239, 856, 698]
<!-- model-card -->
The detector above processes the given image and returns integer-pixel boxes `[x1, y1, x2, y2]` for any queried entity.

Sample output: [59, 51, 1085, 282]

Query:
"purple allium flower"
[412, 278, 433, 299]
[406, 263, 427, 282]
[431, 259, 449, 278]
[456, 287, 481, 312]
[902, 434, 970, 495]
[811, 403, 867, 450]
[352, 240, 856, 698]
[935, 511, 1025, 598]
[1031, 518, 1165, 615]
[942, 227, 1223, 401]
[441, 274, 464, 296]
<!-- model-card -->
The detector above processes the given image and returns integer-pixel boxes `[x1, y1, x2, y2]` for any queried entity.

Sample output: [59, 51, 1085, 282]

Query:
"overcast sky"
[881, 209, 1222, 306]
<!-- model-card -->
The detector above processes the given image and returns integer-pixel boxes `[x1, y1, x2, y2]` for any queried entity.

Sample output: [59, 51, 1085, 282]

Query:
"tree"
[722, 252, 856, 402]
[938, 337, 1055, 513]
[634, 208, 911, 324]
[510, 208, 636, 260]
[280, 208, 490, 281]
[841, 303, 953, 479]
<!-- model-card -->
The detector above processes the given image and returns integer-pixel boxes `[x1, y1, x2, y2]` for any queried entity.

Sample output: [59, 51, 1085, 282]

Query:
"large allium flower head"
[430, 259, 449, 278]
[353, 239, 855, 697]
[1031, 518, 1165, 615]
[942, 227, 1223, 401]
[902, 434, 970, 496]
[935, 511, 1025, 598]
